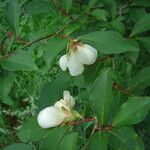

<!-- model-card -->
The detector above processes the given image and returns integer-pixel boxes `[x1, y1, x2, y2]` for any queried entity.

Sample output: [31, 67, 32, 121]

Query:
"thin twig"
[71, 117, 95, 126]
[96, 125, 113, 131]
[52, 0, 69, 16]
[96, 54, 114, 62]
[52, 0, 75, 21]
[96, 55, 133, 96]
[90, 117, 98, 135]
[15, 35, 27, 45]
[80, 117, 98, 150]
[7, 32, 27, 45]
[118, 0, 132, 16]
[113, 82, 133, 96]
[118, 4, 128, 16]
[25, 34, 54, 47]
[0, 35, 8, 55]
[24, 26, 68, 47]
[82, 117, 113, 150]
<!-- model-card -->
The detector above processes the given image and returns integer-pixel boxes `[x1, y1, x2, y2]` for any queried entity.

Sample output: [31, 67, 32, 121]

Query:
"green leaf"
[38, 72, 72, 111]
[131, 0, 150, 7]
[88, 0, 98, 10]
[17, 117, 47, 143]
[129, 8, 147, 23]
[128, 67, 150, 89]
[108, 90, 122, 124]
[113, 97, 150, 127]
[136, 37, 150, 53]
[43, 38, 68, 64]
[1, 96, 14, 106]
[23, 0, 52, 15]
[64, 23, 80, 36]
[142, 113, 150, 134]
[0, 70, 15, 98]
[1, 50, 38, 71]
[124, 39, 139, 64]
[84, 62, 102, 87]
[102, 0, 116, 20]
[79, 31, 139, 54]
[60, 133, 78, 150]
[88, 131, 109, 150]
[89, 68, 113, 124]
[3, 143, 33, 150]
[91, 9, 107, 21]
[5, 0, 21, 32]
[110, 19, 125, 34]
[40, 126, 69, 150]
[131, 13, 150, 36]
[109, 127, 144, 150]
[73, 75, 86, 88]
[62, 0, 73, 12]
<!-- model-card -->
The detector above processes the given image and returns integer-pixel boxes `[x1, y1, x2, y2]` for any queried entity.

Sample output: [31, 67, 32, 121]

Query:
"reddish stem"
[96, 125, 113, 131]
[96, 54, 114, 62]
[7, 32, 27, 45]
[70, 41, 81, 49]
[15, 35, 27, 45]
[113, 82, 133, 96]
[25, 26, 68, 47]
[71, 118, 113, 132]
[71, 118, 95, 126]
[52, 0, 75, 21]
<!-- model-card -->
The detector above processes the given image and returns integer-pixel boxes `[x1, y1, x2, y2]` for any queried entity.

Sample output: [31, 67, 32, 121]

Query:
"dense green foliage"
[0, 0, 150, 149]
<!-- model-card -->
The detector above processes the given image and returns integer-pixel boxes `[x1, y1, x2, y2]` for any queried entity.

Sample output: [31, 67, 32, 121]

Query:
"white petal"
[54, 99, 72, 117]
[63, 91, 75, 108]
[59, 55, 68, 71]
[63, 91, 71, 101]
[54, 99, 70, 111]
[68, 52, 84, 76]
[76, 44, 98, 65]
[37, 107, 65, 128]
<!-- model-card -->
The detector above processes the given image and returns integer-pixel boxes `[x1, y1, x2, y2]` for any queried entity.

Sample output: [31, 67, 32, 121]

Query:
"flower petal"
[59, 55, 68, 71]
[37, 106, 66, 128]
[63, 91, 75, 108]
[68, 52, 84, 76]
[76, 44, 98, 65]
[54, 99, 70, 111]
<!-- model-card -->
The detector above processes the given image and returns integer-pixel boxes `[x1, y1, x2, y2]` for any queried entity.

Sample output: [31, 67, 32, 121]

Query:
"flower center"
[69, 41, 83, 51]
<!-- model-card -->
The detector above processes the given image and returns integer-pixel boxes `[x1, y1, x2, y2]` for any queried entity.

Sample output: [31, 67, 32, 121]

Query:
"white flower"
[75, 44, 98, 65]
[37, 91, 76, 128]
[37, 106, 66, 128]
[59, 43, 97, 76]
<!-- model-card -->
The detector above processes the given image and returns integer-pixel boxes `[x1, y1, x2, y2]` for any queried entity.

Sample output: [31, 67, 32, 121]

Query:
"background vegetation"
[0, 0, 150, 149]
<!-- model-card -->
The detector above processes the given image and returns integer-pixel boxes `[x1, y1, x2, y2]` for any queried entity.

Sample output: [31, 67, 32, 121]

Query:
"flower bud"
[37, 107, 66, 128]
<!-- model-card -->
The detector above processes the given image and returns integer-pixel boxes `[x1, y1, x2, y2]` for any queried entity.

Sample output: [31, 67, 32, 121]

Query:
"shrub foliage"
[0, 0, 150, 149]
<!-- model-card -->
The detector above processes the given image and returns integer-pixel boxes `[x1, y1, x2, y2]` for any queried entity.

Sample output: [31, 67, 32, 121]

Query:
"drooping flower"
[59, 43, 98, 76]
[75, 44, 98, 65]
[37, 91, 79, 129]
[37, 106, 66, 128]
